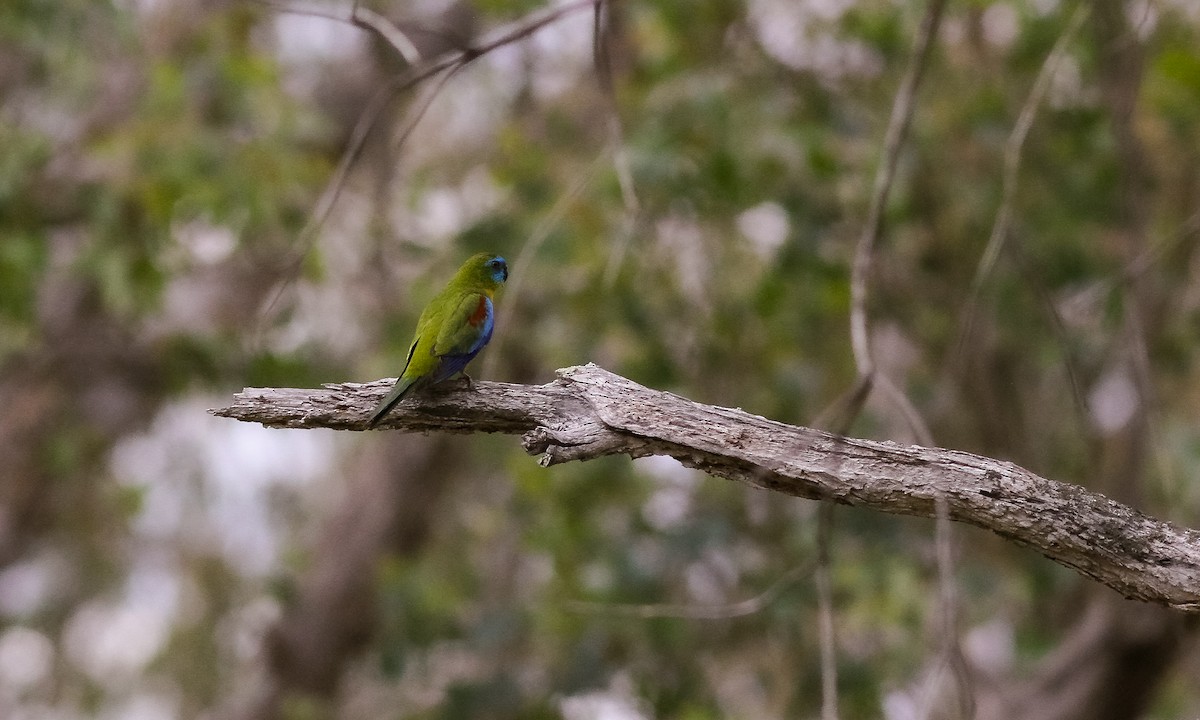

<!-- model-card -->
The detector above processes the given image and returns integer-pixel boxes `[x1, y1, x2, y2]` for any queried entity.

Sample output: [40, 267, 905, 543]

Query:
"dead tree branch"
[252, 0, 602, 331]
[211, 364, 1200, 612]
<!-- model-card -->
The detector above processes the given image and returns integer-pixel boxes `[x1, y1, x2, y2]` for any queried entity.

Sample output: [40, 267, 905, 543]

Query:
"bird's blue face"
[487, 256, 509, 284]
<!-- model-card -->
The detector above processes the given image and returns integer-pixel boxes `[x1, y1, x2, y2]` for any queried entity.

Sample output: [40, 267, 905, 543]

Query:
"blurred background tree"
[1, 0, 1198, 718]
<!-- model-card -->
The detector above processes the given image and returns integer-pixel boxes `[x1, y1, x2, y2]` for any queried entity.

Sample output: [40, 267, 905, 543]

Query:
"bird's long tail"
[366, 375, 418, 429]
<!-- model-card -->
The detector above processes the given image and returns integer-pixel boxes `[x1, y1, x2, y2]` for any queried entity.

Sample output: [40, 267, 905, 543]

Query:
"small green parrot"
[366, 252, 509, 429]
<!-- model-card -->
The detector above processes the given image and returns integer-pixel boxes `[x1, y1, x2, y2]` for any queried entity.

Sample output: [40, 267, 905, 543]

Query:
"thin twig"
[385, 62, 464, 154]
[827, 6, 946, 717]
[591, 0, 642, 286]
[849, 0, 946, 376]
[915, 495, 974, 720]
[355, 6, 422, 64]
[563, 561, 814, 619]
[810, 373, 873, 435]
[253, 79, 402, 336]
[253, 0, 347, 21]
[600, 140, 641, 287]
[481, 149, 611, 377]
[816, 503, 838, 720]
[592, 0, 613, 95]
[1121, 206, 1200, 283]
[877, 374, 935, 447]
[253, 0, 422, 63]
[956, 5, 1089, 362]
[1005, 244, 1090, 425]
[251, 0, 604, 336]
[838, 0, 944, 439]
[253, 66, 463, 334]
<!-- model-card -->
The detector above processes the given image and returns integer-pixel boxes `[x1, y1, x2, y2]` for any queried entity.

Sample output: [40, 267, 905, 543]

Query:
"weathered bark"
[212, 364, 1200, 612]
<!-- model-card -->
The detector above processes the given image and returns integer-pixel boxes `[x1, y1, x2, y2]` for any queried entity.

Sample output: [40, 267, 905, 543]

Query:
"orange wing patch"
[468, 296, 490, 326]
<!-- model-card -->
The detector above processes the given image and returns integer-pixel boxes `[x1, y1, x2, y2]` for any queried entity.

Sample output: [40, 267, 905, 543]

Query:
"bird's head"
[458, 252, 509, 291]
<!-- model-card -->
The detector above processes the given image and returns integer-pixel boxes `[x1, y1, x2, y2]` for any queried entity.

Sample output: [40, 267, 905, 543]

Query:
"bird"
[366, 252, 509, 429]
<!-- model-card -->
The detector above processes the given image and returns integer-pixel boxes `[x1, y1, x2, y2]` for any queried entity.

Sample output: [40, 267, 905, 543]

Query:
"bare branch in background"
[252, 0, 604, 334]
[600, 134, 642, 287]
[353, 5, 423, 63]
[956, 5, 1089, 364]
[914, 495, 974, 720]
[815, 503, 838, 720]
[848, 0, 945, 378]
[564, 562, 813, 620]
[482, 150, 611, 377]
[211, 364, 1200, 612]
[821, 0, 945, 437]
[592, 0, 614, 96]
[591, 0, 642, 286]
[820, 3, 946, 714]
[875, 374, 935, 446]
[254, 0, 423, 63]
[1121, 206, 1200, 283]
[251, 73, 433, 337]
[591, 0, 637, 208]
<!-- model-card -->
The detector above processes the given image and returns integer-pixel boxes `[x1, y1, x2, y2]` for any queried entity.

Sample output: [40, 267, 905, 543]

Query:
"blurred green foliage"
[2, 0, 1199, 718]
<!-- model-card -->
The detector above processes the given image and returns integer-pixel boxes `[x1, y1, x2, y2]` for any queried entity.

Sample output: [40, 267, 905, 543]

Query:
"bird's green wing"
[434, 292, 487, 356]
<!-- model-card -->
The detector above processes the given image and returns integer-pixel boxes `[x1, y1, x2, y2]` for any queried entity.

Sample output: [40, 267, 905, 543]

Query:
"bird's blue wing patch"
[430, 297, 493, 384]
